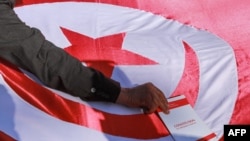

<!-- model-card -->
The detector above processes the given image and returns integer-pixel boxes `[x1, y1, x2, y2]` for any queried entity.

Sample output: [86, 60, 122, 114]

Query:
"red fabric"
[1, 0, 250, 140]
[63, 28, 157, 77]
[139, 0, 250, 126]
[0, 59, 169, 139]
[15, 2, 250, 124]
[172, 41, 199, 107]
[0, 131, 15, 141]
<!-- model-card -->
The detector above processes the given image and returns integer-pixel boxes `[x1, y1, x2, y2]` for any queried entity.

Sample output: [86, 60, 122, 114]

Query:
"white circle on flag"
[15, 2, 238, 137]
[15, 2, 185, 97]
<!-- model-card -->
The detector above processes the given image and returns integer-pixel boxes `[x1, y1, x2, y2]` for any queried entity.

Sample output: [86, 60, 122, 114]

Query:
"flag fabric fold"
[0, 0, 250, 141]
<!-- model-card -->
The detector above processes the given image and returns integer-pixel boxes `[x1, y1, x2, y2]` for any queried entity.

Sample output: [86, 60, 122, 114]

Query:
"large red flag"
[1, 0, 250, 140]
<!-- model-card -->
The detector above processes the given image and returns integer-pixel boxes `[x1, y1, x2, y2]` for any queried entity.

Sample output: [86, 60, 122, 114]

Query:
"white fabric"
[0, 2, 238, 140]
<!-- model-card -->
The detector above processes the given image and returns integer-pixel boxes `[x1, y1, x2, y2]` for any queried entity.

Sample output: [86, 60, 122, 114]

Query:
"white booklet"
[158, 95, 218, 141]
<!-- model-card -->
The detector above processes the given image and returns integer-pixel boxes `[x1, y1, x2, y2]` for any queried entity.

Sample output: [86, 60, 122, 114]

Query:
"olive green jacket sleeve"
[0, 0, 121, 102]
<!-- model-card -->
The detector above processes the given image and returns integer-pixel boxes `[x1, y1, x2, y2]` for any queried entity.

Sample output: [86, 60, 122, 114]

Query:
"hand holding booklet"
[158, 95, 218, 141]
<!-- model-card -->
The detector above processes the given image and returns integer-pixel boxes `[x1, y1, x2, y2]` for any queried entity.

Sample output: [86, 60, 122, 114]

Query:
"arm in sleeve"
[0, 0, 15, 8]
[34, 42, 121, 102]
[0, 1, 121, 102]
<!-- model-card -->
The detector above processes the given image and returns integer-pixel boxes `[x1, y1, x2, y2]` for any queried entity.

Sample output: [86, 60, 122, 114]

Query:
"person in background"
[0, 0, 169, 114]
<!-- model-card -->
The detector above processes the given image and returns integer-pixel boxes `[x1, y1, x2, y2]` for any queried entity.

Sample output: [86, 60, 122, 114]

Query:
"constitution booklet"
[159, 95, 218, 141]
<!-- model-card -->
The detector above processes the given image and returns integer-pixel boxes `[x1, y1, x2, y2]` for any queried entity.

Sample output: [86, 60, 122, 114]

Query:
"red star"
[62, 27, 157, 77]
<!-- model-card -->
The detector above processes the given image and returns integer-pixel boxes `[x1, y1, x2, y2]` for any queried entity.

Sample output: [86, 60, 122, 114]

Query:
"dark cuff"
[82, 69, 121, 103]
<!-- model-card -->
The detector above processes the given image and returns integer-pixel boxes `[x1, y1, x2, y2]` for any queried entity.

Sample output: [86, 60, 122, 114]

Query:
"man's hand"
[116, 82, 169, 114]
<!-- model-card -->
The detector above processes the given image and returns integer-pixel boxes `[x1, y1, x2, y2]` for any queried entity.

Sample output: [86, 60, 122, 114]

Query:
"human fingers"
[140, 83, 169, 114]
[151, 85, 169, 114]
[142, 98, 159, 114]
[158, 97, 169, 114]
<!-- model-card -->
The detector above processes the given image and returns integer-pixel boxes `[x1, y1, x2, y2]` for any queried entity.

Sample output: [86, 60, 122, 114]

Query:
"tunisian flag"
[0, 0, 250, 140]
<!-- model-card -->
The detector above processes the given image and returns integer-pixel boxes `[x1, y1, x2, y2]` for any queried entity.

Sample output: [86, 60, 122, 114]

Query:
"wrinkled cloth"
[0, 0, 121, 102]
